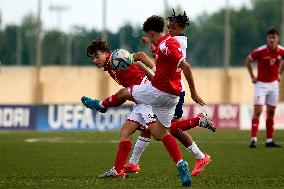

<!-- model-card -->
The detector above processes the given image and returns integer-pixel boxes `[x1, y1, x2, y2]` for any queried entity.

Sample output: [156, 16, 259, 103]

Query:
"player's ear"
[148, 31, 154, 38]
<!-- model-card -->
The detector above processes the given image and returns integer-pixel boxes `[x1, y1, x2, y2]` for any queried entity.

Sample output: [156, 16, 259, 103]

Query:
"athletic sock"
[128, 136, 151, 164]
[187, 141, 205, 160]
[266, 118, 274, 142]
[251, 118, 259, 138]
[114, 141, 132, 174]
[251, 137, 257, 142]
[102, 94, 126, 108]
[162, 134, 183, 165]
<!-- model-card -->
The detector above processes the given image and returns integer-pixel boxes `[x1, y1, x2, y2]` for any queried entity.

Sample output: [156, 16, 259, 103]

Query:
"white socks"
[128, 136, 151, 164]
[176, 159, 183, 166]
[251, 137, 257, 142]
[187, 142, 205, 160]
[99, 101, 105, 108]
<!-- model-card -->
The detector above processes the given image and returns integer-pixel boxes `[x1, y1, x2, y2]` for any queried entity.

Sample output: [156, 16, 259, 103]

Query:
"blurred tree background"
[0, 0, 282, 67]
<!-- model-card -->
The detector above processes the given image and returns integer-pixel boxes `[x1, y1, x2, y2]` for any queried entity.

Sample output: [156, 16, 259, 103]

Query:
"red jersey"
[249, 44, 284, 82]
[103, 52, 147, 87]
[151, 33, 185, 96]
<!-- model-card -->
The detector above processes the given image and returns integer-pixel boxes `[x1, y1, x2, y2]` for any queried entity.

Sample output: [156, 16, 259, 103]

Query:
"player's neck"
[267, 44, 278, 51]
[154, 33, 165, 45]
[176, 32, 184, 36]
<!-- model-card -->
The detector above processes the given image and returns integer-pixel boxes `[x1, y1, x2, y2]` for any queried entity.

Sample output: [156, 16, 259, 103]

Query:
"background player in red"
[82, 15, 206, 187]
[125, 10, 212, 177]
[245, 27, 284, 148]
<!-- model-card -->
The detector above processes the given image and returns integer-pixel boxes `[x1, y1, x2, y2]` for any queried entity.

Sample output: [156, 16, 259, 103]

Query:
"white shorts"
[253, 81, 279, 106]
[129, 83, 179, 127]
[126, 103, 155, 129]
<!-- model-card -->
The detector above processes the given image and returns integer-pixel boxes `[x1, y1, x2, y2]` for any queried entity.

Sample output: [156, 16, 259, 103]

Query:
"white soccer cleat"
[197, 112, 216, 132]
[98, 167, 125, 178]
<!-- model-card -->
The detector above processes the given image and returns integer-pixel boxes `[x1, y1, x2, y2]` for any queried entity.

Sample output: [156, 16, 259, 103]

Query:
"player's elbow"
[180, 60, 191, 71]
[245, 56, 252, 66]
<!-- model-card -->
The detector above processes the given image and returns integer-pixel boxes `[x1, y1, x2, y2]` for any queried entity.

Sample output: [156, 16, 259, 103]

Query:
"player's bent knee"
[117, 88, 132, 101]
[267, 110, 275, 118]
[149, 130, 162, 141]
[253, 108, 262, 118]
[120, 123, 136, 141]
[254, 111, 262, 118]
[116, 88, 127, 98]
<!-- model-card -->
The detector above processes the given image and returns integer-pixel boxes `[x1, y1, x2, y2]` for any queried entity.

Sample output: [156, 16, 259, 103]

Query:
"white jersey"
[174, 35, 187, 91]
[174, 35, 187, 59]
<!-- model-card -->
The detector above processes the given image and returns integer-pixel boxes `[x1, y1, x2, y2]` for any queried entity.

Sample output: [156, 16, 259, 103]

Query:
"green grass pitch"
[0, 130, 283, 188]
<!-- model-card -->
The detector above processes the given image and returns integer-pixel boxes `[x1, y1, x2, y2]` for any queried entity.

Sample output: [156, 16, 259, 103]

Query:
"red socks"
[102, 94, 125, 107]
[251, 118, 259, 138]
[162, 134, 183, 164]
[114, 141, 132, 174]
[266, 118, 274, 139]
[251, 118, 274, 139]
[170, 117, 200, 136]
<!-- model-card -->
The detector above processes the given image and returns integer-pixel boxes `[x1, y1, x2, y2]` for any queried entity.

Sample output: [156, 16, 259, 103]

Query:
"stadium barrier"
[239, 103, 284, 130]
[0, 103, 284, 131]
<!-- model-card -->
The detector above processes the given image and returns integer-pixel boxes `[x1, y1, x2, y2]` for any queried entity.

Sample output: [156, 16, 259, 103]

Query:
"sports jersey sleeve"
[166, 41, 184, 67]
[249, 48, 261, 61]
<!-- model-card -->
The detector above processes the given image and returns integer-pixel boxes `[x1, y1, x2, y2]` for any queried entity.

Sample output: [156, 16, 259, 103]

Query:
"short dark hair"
[143, 15, 164, 33]
[87, 38, 109, 57]
[266, 27, 279, 36]
[167, 9, 190, 29]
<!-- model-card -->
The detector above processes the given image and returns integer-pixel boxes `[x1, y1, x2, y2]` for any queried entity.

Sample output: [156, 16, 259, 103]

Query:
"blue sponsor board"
[0, 104, 132, 131]
[36, 105, 132, 131]
[0, 105, 36, 130]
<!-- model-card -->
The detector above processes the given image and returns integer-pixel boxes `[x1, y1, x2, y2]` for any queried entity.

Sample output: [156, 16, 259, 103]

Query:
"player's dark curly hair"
[143, 15, 164, 33]
[87, 38, 109, 57]
[266, 27, 279, 36]
[167, 9, 190, 29]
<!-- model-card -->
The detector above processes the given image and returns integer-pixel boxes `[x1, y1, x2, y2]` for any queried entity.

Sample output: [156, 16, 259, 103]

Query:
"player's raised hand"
[191, 92, 206, 106]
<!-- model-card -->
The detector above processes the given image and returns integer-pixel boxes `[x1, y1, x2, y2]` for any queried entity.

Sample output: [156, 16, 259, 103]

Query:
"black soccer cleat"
[265, 141, 281, 148]
[249, 140, 256, 148]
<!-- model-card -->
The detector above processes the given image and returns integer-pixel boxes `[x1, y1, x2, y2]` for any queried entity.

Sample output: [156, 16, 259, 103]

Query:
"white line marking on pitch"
[24, 137, 119, 144]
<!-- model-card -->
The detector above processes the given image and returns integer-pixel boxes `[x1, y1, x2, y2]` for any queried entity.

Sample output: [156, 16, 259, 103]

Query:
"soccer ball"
[110, 49, 132, 71]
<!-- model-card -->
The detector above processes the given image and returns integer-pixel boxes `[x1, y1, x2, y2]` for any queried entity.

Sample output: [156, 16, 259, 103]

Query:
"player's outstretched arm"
[245, 56, 257, 83]
[180, 60, 206, 106]
[133, 61, 154, 80]
[133, 52, 156, 71]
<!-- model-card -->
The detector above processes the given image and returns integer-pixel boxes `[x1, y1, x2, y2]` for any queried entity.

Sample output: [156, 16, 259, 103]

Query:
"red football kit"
[103, 52, 147, 87]
[151, 33, 185, 96]
[249, 44, 284, 82]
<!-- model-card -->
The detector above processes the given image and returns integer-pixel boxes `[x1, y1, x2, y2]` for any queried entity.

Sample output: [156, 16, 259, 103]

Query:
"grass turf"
[0, 130, 283, 189]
